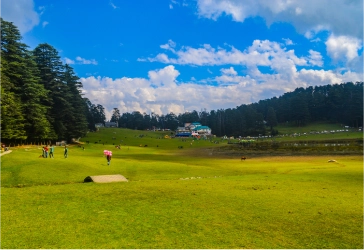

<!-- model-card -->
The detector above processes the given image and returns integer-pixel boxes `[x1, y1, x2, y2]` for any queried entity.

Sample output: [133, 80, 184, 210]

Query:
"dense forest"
[1, 18, 363, 143]
[113, 81, 363, 137]
[0, 18, 104, 143]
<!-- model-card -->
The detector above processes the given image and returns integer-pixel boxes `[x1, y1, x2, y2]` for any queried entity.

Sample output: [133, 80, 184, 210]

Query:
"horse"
[241, 156, 246, 160]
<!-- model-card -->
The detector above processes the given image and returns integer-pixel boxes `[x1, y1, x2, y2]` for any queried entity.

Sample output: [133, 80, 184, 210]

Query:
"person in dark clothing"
[106, 154, 111, 165]
[64, 146, 68, 158]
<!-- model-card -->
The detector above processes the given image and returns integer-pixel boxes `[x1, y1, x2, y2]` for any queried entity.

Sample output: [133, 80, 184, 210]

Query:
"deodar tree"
[33, 44, 89, 141]
[0, 65, 26, 140]
[1, 18, 104, 143]
[1, 18, 54, 141]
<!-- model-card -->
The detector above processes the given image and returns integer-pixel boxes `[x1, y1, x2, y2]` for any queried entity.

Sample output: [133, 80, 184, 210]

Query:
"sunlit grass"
[1, 128, 363, 248]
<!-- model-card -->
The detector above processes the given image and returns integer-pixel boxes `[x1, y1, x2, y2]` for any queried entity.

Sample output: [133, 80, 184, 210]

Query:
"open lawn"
[1, 128, 363, 249]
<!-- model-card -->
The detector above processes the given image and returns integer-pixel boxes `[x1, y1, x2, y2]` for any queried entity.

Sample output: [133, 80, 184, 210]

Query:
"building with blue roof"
[175, 122, 211, 137]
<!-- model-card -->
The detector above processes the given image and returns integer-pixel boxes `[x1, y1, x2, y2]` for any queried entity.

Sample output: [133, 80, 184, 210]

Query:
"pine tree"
[84, 98, 97, 131]
[266, 107, 278, 131]
[110, 108, 121, 124]
[290, 94, 310, 126]
[94, 104, 106, 124]
[61, 64, 88, 140]
[33, 43, 72, 140]
[0, 60, 26, 140]
[1, 18, 54, 140]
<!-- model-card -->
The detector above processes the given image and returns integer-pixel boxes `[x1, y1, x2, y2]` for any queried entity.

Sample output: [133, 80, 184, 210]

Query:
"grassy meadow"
[1, 127, 363, 249]
[273, 122, 363, 141]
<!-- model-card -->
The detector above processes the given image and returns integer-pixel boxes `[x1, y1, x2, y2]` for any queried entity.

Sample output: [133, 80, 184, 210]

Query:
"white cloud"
[304, 25, 330, 39]
[170, 0, 180, 9]
[80, 64, 362, 119]
[64, 57, 75, 65]
[307, 50, 323, 67]
[63, 56, 98, 65]
[148, 39, 322, 78]
[76, 56, 98, 65]
[325, 34, 363, 62]
[148, 65, 180, 87]
[196, 0, 363, 39]
[220, 66, 237, 75]
[109, 1, 118, 9]
[160, 39, 176, 52]
[38, 6, 46, 15]
[42, 21, 49, 28]
[1, 0, 40, 34]
[282, 38, 294, 45]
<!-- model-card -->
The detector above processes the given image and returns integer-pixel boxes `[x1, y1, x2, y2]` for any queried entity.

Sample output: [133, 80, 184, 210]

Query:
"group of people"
[40, 144, 111, 165]
[42, 145, 54, 158]
[41, 145, 68, 158]
[1, 144, 9, 152]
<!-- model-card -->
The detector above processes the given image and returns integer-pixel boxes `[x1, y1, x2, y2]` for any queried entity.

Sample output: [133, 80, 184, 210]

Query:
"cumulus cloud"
[160, 39, 176, 52]
[148, 65, 180, 87]
[196, 0, 363, 39]
[307, 50, 323, 67]
[1, 0, 40, 34]
[220, 66, 237, 75]
[325, 34, 363, 62]
[80, 64, 361, 120]
[146, 39, 324, 78]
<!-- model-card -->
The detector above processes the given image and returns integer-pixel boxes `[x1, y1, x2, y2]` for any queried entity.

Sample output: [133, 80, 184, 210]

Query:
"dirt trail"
[0, 150, 12, 156]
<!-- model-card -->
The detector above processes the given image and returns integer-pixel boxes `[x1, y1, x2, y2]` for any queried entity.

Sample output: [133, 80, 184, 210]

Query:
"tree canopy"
[0, 18, 105, 143]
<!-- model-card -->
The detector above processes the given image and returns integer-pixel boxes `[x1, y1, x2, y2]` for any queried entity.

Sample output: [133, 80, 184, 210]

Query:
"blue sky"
[3, 0, 363, 119]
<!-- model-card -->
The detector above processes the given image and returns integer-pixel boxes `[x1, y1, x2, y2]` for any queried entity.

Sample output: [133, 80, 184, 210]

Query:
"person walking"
[64, 146, 68, 158]
[44, 145, 49, 158]
[106, 154, 111, 165]
[49, 145, 54, 158]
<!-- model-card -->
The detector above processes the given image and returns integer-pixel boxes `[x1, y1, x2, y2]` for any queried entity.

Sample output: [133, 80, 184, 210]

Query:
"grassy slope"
[275, 121, 349, 133]
[274, 122, 363, 141]
[1, 127, 363, 249]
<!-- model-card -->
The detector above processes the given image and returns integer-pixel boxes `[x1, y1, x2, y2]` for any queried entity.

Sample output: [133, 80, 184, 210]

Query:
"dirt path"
[0, 150, 12, 156]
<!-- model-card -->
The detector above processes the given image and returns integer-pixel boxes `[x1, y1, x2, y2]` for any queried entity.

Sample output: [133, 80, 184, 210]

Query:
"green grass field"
[273, 122, 362, 140]
[1, 127, 363, 248]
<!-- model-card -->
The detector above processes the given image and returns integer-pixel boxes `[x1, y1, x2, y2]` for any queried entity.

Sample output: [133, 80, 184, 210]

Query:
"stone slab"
[84, 174, 128, 183]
